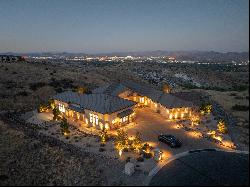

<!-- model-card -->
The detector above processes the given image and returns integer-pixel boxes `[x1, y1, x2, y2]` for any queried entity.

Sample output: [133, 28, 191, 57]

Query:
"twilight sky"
[0, 0, 249, 53]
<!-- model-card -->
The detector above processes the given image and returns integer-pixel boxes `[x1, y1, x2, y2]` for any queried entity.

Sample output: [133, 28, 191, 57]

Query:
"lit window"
[122, 116, 128, 123]
[139, 97, 145, 103]
[90, 113, 93, 123]
[169, 114, 173, 120]
[58, 103, 65, 113]
[175, 113, 178, 119]
[90, 113, 98, 125]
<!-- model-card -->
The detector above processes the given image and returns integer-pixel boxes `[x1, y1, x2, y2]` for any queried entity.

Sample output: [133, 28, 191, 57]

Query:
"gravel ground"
[0, 120, 107, 186]
[0, 117, 148, 186]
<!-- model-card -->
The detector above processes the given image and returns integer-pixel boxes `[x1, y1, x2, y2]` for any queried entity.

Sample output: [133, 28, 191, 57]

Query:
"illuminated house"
[52, 80, 194, 130]
[52, 91, 136, 130]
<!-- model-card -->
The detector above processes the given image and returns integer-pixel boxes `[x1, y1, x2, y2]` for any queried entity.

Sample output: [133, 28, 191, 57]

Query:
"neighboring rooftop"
[52, 91, 136, 114]
[92, 82, 127, 96]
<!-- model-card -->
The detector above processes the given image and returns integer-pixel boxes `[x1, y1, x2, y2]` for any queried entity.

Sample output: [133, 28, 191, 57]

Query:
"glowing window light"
[58, 103, 65, 113]
[175, 113, 178, 119]
[105, 123, 110, 130]
[100, 123, 103, 130]
[181, 113, 184, 118]
[169, 114, 173, 120]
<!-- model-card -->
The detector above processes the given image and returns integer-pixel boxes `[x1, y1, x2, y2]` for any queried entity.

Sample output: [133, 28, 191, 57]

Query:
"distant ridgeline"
[0, 55, 25, 63]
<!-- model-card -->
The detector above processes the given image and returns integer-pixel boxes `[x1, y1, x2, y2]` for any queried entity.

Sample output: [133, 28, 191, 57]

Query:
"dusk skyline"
[0, 0, 249, 53]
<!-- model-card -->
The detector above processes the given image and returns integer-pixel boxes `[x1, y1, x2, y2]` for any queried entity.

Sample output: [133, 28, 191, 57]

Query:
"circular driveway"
[150, 151, 249, 186]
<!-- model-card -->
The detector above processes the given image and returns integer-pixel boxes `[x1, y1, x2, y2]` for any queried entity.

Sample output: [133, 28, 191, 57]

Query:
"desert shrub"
[99, 148, 106, 152]
[231, 105, 249, 111]
[162, 83, 171, 93]
[55, 87, 63, 93]
[53, 107, 61, 120]
[16, 91, 29, 96]
[60, 117, 70, 134]
[29, 82, 47, 91]
[200, 103, 212, 114]
[38, 103, 49, 113]
[217, 119, 228, 134]
[131, 132, 143, 152]
[137, 157, 144, 162]
[232, 84, 248, 92]
[100, 143, 105, 147]
[234, 96, 244, 100]
[48, 99, 55, 109]
[115, 129, 129, 151]
[143, 152, 153, 159]
[49, 78, 77, 91]
[229, 93, 237, 96]
[126, 157, 131, 163]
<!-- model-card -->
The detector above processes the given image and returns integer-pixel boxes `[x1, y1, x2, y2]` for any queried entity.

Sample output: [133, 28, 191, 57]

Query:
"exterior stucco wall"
[53, 99, 136, 130]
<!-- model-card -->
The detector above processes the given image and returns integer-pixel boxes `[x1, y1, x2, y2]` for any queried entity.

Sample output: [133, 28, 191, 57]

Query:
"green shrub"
[231, 105, 249, 111]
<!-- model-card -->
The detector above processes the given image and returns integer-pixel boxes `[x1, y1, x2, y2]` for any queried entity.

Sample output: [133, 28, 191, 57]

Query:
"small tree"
[100, 128, 108, 144]
[217, 119, 228, 134]
[131, 132, 143, 152]
[53, 107, 61, 121]
[190, 114, 200, 126]
[76, 87, 89, 94]
[115, 129, 129, 151]
[48, 99, 55, 110]
[200, 103, 212, 114]
[38, 103, 49, 113]
[60, 117, 70, 135]
[162, 83, 171, 93]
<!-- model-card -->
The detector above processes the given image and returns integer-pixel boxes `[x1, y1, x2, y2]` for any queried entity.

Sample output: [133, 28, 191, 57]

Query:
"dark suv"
[158, 134, 182, 148]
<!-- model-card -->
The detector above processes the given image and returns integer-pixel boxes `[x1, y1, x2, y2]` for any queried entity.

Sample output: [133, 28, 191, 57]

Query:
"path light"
[222, 140, 235, 149]
[213, 135, 223, 142]
[64, 131, 69, 136]
[207, 130, 216, 135]
[119, 149, 123, 157]
[153, 148, 163, 162]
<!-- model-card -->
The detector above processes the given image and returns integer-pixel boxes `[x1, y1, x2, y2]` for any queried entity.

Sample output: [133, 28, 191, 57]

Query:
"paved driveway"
[124, 107, 226, 157]
[150, 151, 249, 186]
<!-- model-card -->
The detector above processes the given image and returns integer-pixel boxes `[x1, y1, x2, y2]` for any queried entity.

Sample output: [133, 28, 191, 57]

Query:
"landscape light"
[212, 135, 223, 142]
[119, 149, 123, 157]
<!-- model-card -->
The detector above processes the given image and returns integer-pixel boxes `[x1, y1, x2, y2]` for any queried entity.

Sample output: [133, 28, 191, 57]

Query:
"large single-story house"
[52, 91, 137, 130]
[52, 80, 195, 130]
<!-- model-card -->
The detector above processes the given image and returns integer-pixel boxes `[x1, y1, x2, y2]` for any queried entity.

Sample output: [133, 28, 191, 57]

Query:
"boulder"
[124, 162, 135, 176]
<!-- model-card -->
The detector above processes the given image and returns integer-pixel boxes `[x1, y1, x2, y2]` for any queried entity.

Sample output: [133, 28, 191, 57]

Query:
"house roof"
[92, 82, 128, 96]
[52, 91, 136, 114]
[68, 104, 84, 113]
[117, 108, 134, 118]
[121, 80, 194, 108]
[157, 94, 194, 108]
[121, 80, 163, 102]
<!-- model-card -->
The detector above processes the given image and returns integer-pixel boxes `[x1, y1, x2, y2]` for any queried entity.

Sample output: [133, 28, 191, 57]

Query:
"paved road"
[150, 151, 249, 186]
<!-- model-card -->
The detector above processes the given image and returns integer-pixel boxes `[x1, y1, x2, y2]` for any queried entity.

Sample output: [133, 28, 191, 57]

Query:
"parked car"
[158, 134, 182, 148]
